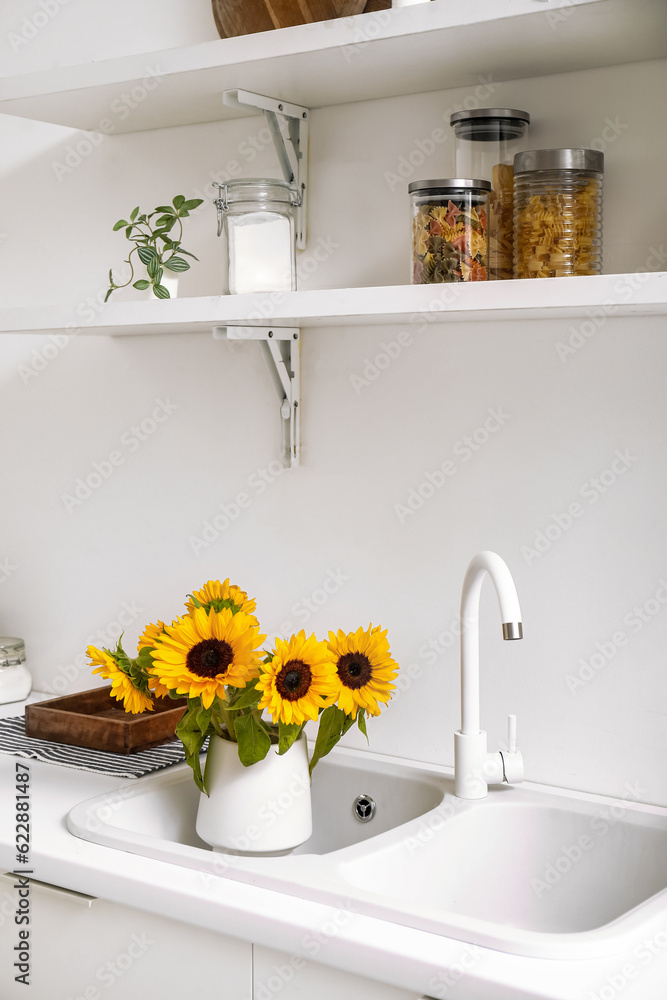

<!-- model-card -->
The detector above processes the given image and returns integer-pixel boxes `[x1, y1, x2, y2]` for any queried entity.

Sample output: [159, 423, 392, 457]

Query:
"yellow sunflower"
[328, 626, 398, 717]
[149, 606, 265, 709]
[137, 621, 171, 698]
[87, 645, 154, 715]
[138, 620, 167, 650]
[256, 631, 338, 725]
[185, 578, 258, 624]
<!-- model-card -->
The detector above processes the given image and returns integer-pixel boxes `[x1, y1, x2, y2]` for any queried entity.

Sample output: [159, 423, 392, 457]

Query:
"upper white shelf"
[1, 274, 665, 337]
[0, 0, 664, 133]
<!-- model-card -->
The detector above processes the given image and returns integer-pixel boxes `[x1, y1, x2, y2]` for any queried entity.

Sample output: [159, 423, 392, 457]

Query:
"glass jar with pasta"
[513, 149, 604, 278]
[409, 179, 491, 284]
[450, 109, 530, 280]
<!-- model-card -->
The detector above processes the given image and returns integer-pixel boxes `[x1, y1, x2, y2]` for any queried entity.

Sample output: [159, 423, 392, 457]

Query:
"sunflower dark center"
[276, 659, 312, 701]
[337, 652, 372, 690]
[186, 638, 234, 679]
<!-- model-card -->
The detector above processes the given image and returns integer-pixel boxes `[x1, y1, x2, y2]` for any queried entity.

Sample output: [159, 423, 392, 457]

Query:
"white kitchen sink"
[67, 747, 667, 960]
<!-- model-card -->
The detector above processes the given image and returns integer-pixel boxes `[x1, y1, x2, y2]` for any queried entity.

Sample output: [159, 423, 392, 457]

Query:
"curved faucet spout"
[460, 551, 523, 736]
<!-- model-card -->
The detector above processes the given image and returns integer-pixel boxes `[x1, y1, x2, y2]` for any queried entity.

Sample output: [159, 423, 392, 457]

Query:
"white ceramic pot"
[195, 734, 312, 855]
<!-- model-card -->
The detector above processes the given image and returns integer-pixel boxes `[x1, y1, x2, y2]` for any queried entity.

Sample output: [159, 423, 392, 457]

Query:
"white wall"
[1, 2, 666, 805]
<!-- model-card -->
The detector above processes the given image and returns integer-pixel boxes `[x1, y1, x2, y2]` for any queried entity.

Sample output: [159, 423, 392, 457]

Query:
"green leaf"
[234, 714, 271, 767]
[155, 215, 173, 227]
[228, 682, 260, 711]
[146, 255, 161, 279]
[104, 288, 114, 303]
[125, 226, 133, 239]
[196, 705, 213, 735]
[172, 195, 185, 209]
[357, 707, 368, 742]
[162, 256, 190, 272]
[177, 209, 190, 218]
[132, 279, 150, 290]
[137, 246, 158, 266]
[183, 198, 204, 211]
[154, 205, 175, 214]
[278, 721, 302, 756]
[185, 744, 207, 793]
[177, 249, 199, 260]
[108, 269, 114, 284]
[153, 283, 170, 299]
[113, 219, 128, 231]
[130, 206, 140, 222]
[308, 705, 354, 775]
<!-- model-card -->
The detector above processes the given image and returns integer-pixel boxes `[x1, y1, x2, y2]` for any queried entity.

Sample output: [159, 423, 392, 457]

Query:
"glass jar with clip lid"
[214, 178, 301, 295]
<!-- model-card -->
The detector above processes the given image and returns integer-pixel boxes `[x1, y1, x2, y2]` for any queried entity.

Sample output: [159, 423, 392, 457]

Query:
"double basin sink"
[67, 746, 667, 960]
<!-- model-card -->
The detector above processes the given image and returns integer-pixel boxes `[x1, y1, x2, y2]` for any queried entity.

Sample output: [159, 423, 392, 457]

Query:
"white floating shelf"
[1, 274, 665, 337]
[0, 0, 664, 133]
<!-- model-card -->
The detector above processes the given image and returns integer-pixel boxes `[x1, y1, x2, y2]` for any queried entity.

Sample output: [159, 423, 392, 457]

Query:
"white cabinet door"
[0, 874, 252, 1000]
[254, 946, 420, 1000]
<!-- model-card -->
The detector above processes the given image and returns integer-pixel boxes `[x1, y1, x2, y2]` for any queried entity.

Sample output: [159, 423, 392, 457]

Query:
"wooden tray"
[25, 687, 186, 755]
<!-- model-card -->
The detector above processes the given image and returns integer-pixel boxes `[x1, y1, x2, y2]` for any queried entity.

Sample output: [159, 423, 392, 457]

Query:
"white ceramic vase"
[195, 734, 312, 855]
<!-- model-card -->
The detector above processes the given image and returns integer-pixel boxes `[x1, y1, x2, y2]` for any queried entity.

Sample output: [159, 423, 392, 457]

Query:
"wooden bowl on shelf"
[212, 0, 391, 38]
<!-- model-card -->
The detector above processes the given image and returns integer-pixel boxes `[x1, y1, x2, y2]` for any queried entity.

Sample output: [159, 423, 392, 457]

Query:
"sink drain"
[353, 794, 376, 822]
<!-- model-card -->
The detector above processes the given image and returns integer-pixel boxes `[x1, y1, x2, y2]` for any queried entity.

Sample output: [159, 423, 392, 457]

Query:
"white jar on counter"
[0, 637, 32, 704]
[214, 178, 300, 295]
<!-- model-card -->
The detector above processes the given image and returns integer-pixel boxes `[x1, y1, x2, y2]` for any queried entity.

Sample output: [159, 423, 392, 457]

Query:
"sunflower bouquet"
[86, 579, 398, 793]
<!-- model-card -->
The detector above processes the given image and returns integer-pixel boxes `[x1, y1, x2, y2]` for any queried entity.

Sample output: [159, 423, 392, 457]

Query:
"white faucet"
[454, 551, 524, 799]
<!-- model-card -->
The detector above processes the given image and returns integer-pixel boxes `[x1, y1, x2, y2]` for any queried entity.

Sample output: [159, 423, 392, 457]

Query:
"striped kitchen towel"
[0, 715, 207, 779]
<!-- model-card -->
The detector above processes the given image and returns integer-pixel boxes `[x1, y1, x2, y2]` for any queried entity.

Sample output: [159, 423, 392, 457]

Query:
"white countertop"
[1, 693, 666, 1000]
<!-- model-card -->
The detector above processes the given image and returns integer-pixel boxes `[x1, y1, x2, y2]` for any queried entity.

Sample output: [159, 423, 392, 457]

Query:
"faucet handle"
[500, 714, 523, 785]
[508, 714, 517, 753]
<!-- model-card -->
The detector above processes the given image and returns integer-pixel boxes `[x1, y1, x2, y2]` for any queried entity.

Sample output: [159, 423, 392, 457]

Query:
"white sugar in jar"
[0, 637, 32, 704]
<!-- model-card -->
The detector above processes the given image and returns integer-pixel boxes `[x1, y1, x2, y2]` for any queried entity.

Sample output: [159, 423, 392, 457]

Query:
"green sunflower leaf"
[234, 713, 271, 767]
[228, 681, 260, 711]
[278, 721, 302, 756]
[357, 707, 368, 742]
[308, 705, 354, 775]
[196, 705, 213, 735]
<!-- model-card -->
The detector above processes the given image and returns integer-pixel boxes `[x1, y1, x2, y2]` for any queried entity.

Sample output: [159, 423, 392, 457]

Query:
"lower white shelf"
[1, 273, 665, 337]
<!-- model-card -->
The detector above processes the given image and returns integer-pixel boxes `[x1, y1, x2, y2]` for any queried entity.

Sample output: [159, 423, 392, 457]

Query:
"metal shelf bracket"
[222, 89, 309, 249]
[213, 326, 301, 468]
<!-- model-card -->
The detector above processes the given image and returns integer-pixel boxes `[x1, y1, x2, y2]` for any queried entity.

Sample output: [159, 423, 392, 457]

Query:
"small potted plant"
[105, 195, 203, 301]
[86, 578, 399, 855]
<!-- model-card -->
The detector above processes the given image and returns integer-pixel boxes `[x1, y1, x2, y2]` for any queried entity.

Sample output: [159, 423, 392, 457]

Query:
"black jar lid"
[450, 108, 531, 141]
[514, 148, 604, 174]
[408, 178, 492, 194]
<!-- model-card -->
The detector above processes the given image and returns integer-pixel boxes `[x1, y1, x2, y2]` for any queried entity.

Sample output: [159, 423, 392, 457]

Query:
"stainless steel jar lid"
[450, 108, 530, 125]
[514, 148, 604, 174]
[408, 178, 492, 193]
[0, 637, 26, 667]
